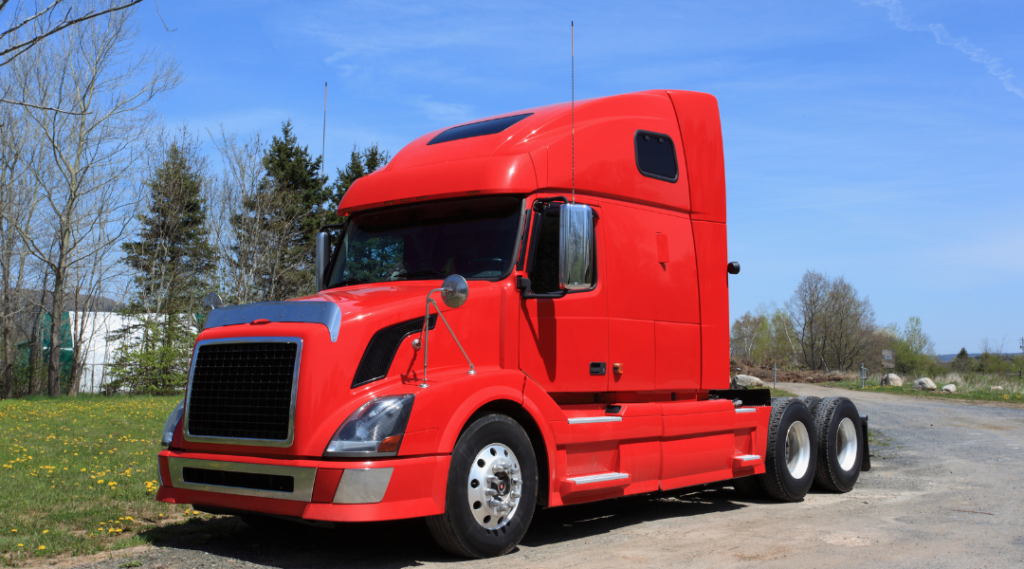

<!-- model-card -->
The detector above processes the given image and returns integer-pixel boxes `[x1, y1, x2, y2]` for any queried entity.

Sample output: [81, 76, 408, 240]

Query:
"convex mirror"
[558, 203, 594, 291]
[440, 274, 469, 308]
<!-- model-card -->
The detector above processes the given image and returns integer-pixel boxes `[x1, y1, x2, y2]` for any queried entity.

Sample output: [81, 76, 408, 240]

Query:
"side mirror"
[558, 203, 594, 290]
[440, 274, 469, 308]
[316, 231, 330, 291]
[203, 292, 224, 311]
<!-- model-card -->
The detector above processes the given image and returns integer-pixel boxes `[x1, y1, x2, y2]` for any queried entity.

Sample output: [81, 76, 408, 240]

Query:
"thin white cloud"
[862, 0, 1024, 99]
[414, 97, 473, 124]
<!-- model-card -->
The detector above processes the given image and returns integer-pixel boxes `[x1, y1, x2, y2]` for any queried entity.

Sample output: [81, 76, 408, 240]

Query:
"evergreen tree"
[232, 121, 330, 301]
[951, 347, 974, 373]
[111, 133, 215, 394]
[122, 142, 216, 312]
[329, 143, 391, 209]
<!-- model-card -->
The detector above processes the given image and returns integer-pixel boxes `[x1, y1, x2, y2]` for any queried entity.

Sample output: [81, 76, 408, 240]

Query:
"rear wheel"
[796, 395, 822, 416]
[812, 397, 863, 492]
[758, 398, 817, 502]
[426, 414, 538, 558]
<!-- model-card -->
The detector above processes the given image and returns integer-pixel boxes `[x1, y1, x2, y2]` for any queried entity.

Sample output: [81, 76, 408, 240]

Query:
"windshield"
[326, 196, 523, 288]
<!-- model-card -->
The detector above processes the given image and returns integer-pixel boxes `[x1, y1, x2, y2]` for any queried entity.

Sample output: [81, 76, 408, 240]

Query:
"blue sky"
[137, 0, 1024, 354]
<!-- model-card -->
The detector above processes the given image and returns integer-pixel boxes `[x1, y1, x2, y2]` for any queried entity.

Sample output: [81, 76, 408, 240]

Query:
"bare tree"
[787, 270, 830, 370]
[11, 1, 179, 395]
[787, 270, 876, 371]
[66, 217, 126, 396]
[0, 80, 39, 398]
[821, 276, 876, 370]
[209, 127, 302, 305]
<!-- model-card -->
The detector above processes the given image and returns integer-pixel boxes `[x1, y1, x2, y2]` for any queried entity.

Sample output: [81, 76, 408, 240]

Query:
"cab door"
[518, 200, 608, 393]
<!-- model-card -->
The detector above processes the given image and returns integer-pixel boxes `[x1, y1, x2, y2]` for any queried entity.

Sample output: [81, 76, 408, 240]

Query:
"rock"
[991, 386, 1004, 391]
[941, 384, 956, 393]
[734, 374, 764, 388]
[913, 377, 937, 391]
[880, 373, 903, 387]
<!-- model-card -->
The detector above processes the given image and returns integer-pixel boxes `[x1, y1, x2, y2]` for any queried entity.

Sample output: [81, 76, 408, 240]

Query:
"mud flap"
[860, 415, 871, 472]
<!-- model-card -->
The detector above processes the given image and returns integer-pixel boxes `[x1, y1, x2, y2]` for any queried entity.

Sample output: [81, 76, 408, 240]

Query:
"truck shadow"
[140, 485, 750, 567]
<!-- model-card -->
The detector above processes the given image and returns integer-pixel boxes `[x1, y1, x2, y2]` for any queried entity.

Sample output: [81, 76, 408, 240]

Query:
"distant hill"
[938, 352, 1021, 362]
[937, 353, 981, 362]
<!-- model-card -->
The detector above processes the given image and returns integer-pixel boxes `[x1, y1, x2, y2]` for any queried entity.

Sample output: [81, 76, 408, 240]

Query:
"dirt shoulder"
[50, 384, 1024, 569]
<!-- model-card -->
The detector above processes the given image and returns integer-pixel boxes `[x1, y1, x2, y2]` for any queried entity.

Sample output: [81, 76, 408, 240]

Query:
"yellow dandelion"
[38, 545, 45, 550]
[42, 530, 48, 534]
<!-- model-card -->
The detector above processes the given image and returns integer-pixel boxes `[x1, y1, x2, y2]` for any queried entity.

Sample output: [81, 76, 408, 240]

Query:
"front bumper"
[156, 450, 450, 522]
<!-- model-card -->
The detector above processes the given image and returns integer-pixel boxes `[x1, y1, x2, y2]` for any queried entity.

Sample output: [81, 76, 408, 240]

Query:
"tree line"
[0, 1, 389, 397]
[730, 270, 936, 375]
[732, 271, 1022, 377]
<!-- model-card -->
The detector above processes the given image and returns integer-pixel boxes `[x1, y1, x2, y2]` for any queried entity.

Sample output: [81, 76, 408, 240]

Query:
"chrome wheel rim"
[467, 443, 522, 529]
[836, 417, 859, 471]
[785, 421, 811, 479]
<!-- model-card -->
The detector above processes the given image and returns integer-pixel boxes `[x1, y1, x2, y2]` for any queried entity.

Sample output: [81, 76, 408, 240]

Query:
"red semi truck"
[156, 89, 869, 558]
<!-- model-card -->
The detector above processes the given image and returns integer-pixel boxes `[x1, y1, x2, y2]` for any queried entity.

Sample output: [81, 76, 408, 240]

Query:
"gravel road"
[55, 384, 1024, 569]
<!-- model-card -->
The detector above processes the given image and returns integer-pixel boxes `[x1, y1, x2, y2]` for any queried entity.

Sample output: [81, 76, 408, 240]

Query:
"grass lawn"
[821, 379, 1024, 404]
[0, 395, 192, 566]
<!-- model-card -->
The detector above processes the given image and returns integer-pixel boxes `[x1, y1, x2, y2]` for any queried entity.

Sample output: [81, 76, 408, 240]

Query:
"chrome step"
[568, 472, 630, 485]
[567, 416, 623, 424]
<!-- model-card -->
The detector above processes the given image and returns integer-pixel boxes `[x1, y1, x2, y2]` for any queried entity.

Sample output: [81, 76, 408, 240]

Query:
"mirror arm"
[420, 291, 475, 388]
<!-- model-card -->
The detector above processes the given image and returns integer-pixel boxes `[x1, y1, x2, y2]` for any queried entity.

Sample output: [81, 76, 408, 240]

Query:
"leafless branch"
[0, 96, 87, 114]
[0, 0, 144, 67]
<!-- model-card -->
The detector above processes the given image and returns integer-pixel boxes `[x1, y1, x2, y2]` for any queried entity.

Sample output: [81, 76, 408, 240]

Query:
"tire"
[812, 397, 863, 493]
[796, 396, 822, 417]
[759, 398, 817, 502]
[426, 414, 538, 558]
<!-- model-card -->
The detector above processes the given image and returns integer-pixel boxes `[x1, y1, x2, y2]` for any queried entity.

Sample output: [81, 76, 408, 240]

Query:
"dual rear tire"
[735, 395, 863, 501]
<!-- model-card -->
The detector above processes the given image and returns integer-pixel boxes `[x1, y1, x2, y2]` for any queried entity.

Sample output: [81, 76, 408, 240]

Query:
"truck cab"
[157, 89, 865, 558]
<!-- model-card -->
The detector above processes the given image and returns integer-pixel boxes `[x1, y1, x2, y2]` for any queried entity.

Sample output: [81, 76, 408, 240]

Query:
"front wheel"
[426, 414, 538, 558]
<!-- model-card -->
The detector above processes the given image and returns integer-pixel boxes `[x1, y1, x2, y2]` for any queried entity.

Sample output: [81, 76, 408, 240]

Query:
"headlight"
[161, 399, 185, 447]
[324, 394, 414, 457]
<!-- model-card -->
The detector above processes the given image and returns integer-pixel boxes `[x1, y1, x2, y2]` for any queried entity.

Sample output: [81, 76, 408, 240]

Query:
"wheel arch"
[460, 399, 552, 507]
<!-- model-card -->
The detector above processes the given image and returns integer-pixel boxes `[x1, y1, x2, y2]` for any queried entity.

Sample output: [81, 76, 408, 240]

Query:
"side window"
[635, 130, 678, 182]
[528, 204, 596, 294]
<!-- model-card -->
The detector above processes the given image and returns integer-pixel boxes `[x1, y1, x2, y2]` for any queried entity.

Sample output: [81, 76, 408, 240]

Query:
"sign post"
[882, 349, 895, 371]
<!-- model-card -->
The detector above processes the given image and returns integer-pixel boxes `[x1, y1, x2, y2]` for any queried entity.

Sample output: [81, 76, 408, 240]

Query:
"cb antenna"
[321, 81, 328, 180]
[571, 21, 575, 204]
